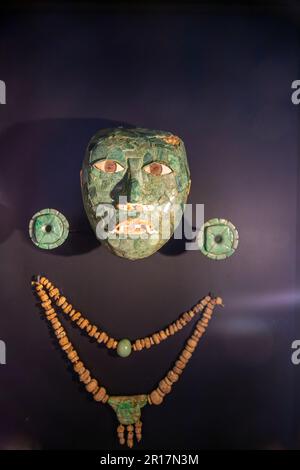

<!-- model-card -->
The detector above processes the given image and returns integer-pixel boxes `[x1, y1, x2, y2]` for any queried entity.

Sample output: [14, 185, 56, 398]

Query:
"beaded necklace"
[32, 276, 223, 448]
[35, 276, 223, 357]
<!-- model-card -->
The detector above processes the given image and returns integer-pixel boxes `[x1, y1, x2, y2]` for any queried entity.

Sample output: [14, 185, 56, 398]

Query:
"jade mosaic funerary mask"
[81, 128, 191, 260]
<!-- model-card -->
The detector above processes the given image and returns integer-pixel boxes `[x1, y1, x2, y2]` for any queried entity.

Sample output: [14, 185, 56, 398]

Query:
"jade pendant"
[108, 395, 148, 447]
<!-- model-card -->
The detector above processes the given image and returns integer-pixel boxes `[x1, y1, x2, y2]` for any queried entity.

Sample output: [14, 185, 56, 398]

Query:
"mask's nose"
[127, 158, 143, 203]
[127, 178, 141, 203]
[110, 157, 143, 204]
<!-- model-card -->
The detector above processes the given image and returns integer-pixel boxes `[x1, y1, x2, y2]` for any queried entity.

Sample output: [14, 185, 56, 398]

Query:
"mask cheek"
[174, 174, 187, 193]
[87, 171, 116, 205]
[141, 176, 173, 204]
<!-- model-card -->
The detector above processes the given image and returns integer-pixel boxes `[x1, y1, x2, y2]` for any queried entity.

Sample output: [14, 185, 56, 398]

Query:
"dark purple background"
[0, 4, 299, 450]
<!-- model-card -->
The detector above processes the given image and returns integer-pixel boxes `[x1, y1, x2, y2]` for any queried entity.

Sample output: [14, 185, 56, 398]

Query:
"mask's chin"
[104, 237, 168, 261]
[103, 211, 174, 260]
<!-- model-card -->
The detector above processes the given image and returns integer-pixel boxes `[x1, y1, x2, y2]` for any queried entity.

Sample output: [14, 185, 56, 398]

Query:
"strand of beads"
[33, 280, 110, 404]
[148, 297, 223, 406]
[36, 275, 213, 357]
[132, 295, 211, 352]
[37, 276, 118, 350]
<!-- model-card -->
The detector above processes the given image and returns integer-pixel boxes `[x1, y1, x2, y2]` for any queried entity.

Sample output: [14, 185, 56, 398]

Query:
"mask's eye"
[93, 159, 124, 173]
[143, 162, 172, 176]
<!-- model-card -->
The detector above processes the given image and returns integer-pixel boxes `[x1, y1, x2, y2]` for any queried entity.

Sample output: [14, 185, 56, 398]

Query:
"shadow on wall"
[0, 118, 189, 257]
[0, 118, 130, 255]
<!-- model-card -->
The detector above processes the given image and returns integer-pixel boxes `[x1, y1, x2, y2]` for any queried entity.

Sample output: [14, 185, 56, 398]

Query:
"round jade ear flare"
[117, 339, 132, 358]
[197, 218, 239, 260]
[29, 208, 69, 250]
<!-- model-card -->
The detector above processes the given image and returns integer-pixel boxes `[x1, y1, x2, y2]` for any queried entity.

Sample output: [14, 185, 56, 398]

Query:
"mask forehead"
[87, 128, 188, 165]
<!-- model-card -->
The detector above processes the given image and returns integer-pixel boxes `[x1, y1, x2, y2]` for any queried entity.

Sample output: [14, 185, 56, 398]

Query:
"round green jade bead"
[117, 339, 132, 358]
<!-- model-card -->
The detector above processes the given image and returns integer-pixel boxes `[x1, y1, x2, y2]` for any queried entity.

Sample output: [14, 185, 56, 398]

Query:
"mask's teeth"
[117, 203, 155, 212]
[146, 225, 156, 234]
[111, 219, 157, 235]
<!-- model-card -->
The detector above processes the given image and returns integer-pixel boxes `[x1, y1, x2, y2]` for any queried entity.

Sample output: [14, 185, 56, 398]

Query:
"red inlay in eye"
[105, 160, 117, 173]
[149, 162, 162, 176]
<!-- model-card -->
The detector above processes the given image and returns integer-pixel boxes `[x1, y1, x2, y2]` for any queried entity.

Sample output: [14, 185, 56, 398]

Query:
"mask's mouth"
[117, 203, 154, 212]
[110, 218, 157, 235]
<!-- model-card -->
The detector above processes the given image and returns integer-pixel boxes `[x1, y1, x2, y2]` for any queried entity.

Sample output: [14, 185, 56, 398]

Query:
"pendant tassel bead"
[135, 421, 142, 442]
[127, 425, 134, 448]
[117, 425, 125, 445]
